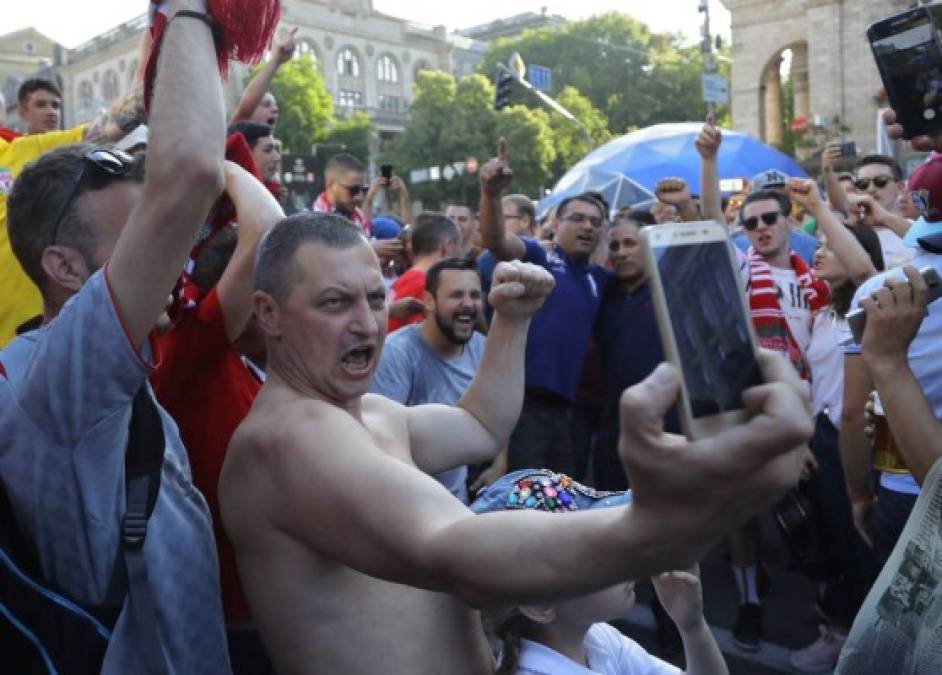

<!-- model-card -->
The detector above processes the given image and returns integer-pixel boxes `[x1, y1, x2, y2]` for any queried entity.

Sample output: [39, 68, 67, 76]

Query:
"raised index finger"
[497, 137, 508, 162]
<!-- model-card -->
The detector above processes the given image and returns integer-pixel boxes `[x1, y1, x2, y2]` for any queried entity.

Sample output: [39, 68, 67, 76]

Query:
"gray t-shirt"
[0, 271, 229, 673]
[371, 324, 485, 503]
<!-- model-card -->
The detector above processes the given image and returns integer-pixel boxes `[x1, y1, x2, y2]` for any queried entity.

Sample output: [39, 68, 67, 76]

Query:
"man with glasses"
[729, 187, 830, 651]
[313, 152, 406, 261]
[501, 194, 537, 238]
[846, 155, 913, 269]
[478, 139, 611, 475]
[0, 2, 231, 671]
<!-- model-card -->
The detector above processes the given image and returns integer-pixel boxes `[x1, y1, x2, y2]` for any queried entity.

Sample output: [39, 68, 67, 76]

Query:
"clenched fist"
[488, 260, 555, 320]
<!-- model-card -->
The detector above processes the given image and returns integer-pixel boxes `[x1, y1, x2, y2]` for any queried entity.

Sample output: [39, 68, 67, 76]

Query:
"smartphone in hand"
[642, 221, 763, 438]
[845, 266, 942, 344]
[868, 6, 942, 139]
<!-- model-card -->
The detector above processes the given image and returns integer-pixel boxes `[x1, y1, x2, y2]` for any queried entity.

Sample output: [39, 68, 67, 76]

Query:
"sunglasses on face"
[342, 184, 368, 197]
[50, 148, 135, 246]
[854, 176, 893, 191]
[741, 210, 782, 231]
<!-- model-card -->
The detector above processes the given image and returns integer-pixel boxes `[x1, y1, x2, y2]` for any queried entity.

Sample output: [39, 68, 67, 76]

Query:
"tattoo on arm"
[83, 83, 146, 143]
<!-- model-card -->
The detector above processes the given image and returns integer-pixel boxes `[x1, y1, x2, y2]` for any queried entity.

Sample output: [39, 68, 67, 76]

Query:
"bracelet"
[169, 10, 220, 43]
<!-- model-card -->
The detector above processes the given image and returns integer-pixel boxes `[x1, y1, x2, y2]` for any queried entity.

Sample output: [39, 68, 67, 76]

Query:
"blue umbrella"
[544, 123, 807, 208]
[538, 169, 654, 219]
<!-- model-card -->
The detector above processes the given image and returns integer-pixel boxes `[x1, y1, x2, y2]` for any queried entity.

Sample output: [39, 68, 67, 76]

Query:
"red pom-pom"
[208, 0, 281, 77]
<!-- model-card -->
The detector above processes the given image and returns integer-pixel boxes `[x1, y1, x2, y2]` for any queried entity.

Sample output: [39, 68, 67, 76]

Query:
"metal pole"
[699, 0, 716, 119]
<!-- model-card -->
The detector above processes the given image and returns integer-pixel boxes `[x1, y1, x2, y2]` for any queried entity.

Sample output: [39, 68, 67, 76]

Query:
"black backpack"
[0, 387, 171, 674]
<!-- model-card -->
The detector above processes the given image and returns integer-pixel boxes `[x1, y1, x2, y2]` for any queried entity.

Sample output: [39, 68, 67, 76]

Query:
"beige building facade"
[2, 0, 485, 137]
[721, 0, 911, 155]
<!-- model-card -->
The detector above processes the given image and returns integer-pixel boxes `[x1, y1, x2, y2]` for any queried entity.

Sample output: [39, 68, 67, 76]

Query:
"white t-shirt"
[512, 623, 681, 675]
[875, 226, 914, 270]
[769, 266, 813, 358]
[806, 310, 847, 427]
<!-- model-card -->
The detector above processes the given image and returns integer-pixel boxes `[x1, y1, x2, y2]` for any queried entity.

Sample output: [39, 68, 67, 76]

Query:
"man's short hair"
[17, 78, 62, 106]
[556, 193, 606, 221]
[227, 121, 273, 149]
[502, 194, 535, 223]
[410, 212, 461, 256]
[325, 153, 365, 177]
[741, 189, 791, 219]
[192, 226, 238, 294]
[611, 207, 655, 228]
[425, 256, 479, 298]
[7, 143, 145, 293]
[856, 154, 902, 181]
[255, 211, 365, 304]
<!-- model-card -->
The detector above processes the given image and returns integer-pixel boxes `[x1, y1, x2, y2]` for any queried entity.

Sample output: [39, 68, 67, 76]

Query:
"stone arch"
[756, 40, 809, 147]
[335, 45, 364, 109]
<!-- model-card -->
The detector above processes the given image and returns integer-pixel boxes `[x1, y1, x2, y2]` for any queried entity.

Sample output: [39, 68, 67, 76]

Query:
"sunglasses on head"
[343, 183, 368, 196]
[741, 210, 781, 231]
[854, 176, 893, 191]
[50, 148, 135, 246]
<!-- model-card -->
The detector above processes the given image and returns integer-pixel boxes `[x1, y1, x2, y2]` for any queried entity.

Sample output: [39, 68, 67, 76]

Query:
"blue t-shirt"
[594, 280, 680, 453]
[732, 227, 818, 266]
[371, 324, 486, 503]
[0, 271, 229, 674]
[478, 239, 611, 400]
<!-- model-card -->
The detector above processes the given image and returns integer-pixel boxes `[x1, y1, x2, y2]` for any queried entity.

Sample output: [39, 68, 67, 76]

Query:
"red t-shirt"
[388, 268, 426, 332]
[150, 287, 261, 624]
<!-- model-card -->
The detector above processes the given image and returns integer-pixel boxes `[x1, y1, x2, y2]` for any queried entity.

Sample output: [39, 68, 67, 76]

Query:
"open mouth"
[453, 313, 476, 330]
[267, 116, 277, 126]
[576, 234, 595, 246]
[341, 345, 375, 374]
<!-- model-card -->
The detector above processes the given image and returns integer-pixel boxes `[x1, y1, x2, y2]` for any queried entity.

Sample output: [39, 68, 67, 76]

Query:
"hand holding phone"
[869, 6, 942, 141]
[642, 222, 764, 438]
[845, 266, 942, 344]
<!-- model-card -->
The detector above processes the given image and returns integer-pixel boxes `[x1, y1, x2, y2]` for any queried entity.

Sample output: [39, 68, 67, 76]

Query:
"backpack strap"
[122, 386, 171, 675]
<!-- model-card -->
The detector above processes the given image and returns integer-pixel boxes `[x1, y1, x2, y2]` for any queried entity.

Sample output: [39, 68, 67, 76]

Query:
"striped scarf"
[746, 247, 829, 380]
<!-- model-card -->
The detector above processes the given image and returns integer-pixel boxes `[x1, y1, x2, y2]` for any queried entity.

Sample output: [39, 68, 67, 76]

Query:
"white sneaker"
[789, 624, 846, 673]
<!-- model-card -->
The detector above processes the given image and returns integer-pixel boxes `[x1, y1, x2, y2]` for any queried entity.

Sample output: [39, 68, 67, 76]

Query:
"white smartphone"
[642, 221, 764, 438]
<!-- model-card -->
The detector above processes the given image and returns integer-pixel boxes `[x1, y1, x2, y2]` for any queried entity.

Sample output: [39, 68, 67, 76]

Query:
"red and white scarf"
[746, 247, 829, 380]
[312, 192, 372, 236]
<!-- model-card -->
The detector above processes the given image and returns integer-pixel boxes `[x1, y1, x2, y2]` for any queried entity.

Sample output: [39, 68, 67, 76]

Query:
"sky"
[4, 0, 730, 49]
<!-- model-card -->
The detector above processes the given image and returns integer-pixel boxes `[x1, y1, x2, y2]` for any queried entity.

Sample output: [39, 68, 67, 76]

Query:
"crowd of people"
[1, 2, 941, 674]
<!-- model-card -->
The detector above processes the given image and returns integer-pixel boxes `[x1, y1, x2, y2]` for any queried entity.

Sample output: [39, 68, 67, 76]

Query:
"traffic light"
[494, 70, 514, 111]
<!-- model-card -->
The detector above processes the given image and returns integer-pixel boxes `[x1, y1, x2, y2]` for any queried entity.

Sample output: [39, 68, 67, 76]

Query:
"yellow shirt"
[0, 126, 85, 346]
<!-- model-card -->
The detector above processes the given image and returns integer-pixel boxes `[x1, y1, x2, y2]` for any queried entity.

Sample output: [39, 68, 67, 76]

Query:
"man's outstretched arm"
[107, 0, 226, 348]
[229, 27, 296, 124]
[232, 349, 808, 608]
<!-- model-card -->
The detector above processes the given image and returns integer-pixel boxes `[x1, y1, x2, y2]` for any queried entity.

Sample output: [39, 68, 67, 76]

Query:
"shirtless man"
[220, 211, 812, 674]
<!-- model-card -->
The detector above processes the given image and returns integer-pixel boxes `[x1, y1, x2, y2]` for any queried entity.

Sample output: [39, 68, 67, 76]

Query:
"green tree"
[477, 13, 728, 134]
[495, 106, 556, 197]
[548, 86, 612, 178]
[323, 111, 372, 166]
[260, 55, 335, 155]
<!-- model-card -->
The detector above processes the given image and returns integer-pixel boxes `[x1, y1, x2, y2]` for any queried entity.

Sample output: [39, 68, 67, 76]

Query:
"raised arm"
[244, 349, 809, 607]
[839, 353, 876, 547]
[406, 261, 554, 475]
[787, 178, 876, 284]
[820, 143, 851, 216]
[479, 138, 527, 261]
[82, 30, 150, 143]
[696, 117, 725, 224]
[216, 162, 285, 341]
[861, 266, 939, 485]
[654, 178, 698, 222]
[229, 27, 296, 124]
[106, 0, 226, 348]
[846, 193, 912, 239]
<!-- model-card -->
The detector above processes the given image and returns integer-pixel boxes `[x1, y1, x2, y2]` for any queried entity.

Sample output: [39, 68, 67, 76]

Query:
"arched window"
[102, 70, 119, 101]
[336, 48, 360, 78]
[78, 80, 94, 111]
[295, 39, 317, 61]
[376, 54, 399, 83]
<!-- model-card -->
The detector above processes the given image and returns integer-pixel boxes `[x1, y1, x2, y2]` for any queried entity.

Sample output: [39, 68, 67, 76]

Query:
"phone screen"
[653, 240, 762, 418]
[871, 7, 942, 137]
